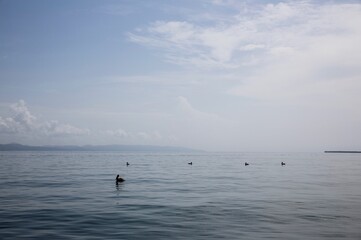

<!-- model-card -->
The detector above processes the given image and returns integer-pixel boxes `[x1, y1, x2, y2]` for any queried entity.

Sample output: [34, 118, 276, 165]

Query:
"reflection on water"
[116, 181, 124, 191]
[0, 151, 361, 239]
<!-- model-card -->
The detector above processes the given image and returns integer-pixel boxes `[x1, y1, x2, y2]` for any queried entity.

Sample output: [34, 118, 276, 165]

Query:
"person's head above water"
[116, 174, 125, 182]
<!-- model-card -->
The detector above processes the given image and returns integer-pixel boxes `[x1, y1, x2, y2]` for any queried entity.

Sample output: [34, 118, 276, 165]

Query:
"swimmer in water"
[116, 174, 125, 183]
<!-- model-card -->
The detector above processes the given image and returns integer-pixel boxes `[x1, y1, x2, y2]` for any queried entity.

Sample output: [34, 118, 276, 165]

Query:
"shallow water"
[0, 151, 360, 239]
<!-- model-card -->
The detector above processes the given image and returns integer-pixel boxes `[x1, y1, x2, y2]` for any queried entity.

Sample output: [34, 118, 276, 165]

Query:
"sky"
[1, 0, 361, 152]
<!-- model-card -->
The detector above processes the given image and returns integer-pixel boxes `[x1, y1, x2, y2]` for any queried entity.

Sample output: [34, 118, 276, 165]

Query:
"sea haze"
[0, 143, 200, 152]
[0, 151, 360, 239]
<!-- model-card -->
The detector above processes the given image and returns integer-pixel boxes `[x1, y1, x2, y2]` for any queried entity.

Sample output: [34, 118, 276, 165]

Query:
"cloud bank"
[102, 128, 164, 142]
[0, 100, 89, 136]
[0, 100, 170, 145]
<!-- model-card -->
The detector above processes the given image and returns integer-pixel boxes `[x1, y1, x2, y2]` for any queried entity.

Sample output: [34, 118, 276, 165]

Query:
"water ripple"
[0, 152, 361, 239]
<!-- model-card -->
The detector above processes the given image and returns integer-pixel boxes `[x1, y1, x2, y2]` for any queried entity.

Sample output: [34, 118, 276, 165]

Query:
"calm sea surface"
[0, 151, 360, 239]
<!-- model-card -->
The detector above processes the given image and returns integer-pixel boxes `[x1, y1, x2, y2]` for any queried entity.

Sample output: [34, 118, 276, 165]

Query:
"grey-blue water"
[0, 152, 360, 239]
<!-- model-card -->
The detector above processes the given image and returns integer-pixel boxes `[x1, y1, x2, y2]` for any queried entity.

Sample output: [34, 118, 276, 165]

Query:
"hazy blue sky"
[1, 0, 361, 151]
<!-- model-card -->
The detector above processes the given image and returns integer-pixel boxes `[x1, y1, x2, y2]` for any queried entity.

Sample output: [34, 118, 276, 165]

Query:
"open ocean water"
[0, 151, 360, 239]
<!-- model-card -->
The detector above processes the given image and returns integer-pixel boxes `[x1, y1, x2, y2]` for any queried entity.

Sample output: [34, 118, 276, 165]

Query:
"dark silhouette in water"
[188, 162, 192, 165]
[116, 174, 125, 183]
[281, 162, 286, 166]
[126, 162, 130, 166]
[245, 162, 249, 166]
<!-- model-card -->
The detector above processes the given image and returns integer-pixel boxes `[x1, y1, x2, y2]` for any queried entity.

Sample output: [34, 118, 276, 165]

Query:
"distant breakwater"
[325, 151, 361, 153]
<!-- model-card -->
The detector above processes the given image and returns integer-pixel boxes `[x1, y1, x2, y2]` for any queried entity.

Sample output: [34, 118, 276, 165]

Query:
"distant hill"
[0, 143, 202, 152]
[324, 151, 361, 153]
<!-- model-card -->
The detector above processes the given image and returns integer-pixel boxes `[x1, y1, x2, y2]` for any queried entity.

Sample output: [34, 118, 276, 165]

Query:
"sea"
[0, 151, 360, 239]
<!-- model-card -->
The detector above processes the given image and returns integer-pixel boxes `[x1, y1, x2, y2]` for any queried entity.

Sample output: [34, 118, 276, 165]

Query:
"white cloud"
[128, 2, 361, 68]
[176, 96, 233, 127]
[240, 44, 265, 51]
[177, 96, 225, 122]
[10, 100, 36, 130]
[0, 100, 38, 134]
[103, 128, 163, 142]
[123, 1, 361, 151]
[172, 96, 240, 150]
[105, 73, 203, 86]
[129, 1, 361, 104]
[104, 128, 129, 138]
[136, 131, 151, 140]
[40, 120, 89, 136]
[177, 96, 201, 117]
[0, 116, 18, 134]
[0, 100, 89, 136]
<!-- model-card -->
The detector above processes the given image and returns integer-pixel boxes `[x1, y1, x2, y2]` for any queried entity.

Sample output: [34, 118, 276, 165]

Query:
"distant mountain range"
[0, 143, 202, 152]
